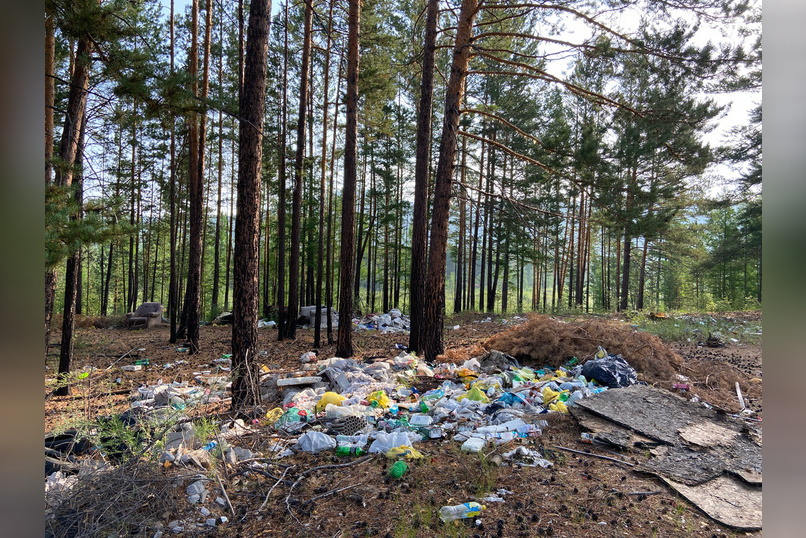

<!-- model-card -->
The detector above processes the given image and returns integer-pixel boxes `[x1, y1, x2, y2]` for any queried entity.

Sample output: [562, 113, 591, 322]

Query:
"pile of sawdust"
[483, 314, 683, 386]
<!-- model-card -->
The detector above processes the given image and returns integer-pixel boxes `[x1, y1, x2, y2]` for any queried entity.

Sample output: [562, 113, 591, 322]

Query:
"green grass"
[627, 311, 762, 345]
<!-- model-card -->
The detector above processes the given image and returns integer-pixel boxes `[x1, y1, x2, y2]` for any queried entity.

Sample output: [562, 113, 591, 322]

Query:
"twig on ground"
[104, 346, 139, 371]
[285, 455, 372, 524]
[259, 466, 292, 512]
[551, 445, 635, 467]
[216, 473, 236, 517]
[308, 483, 362, 502]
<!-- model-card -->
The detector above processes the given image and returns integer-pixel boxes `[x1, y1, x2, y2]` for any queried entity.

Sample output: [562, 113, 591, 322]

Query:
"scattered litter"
[503, 446, 554, 467]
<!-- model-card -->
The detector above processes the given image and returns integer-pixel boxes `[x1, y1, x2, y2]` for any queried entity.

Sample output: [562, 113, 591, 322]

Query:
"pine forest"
[45, 0, 761, 398]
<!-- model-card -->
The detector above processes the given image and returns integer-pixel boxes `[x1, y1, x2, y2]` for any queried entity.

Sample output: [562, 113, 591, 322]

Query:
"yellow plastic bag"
[549, 400, 569, 414]
[265, 407, 284, 425]
[542, 386, 560, 404]
[385, 445, 425, 459]
[367, 390, 392, 409]
[315, 391, 346, 413]
[457, 385, 490, 403]
[455, 368, 479, 382]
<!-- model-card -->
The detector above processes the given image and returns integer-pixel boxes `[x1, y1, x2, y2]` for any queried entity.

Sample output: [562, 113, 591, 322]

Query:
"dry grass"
[484, 314, 684, 386]
[46, 460, 184, 538]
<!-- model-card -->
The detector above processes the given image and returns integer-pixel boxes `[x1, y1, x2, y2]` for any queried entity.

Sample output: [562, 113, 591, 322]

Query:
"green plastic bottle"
[335, 446, 365, 457]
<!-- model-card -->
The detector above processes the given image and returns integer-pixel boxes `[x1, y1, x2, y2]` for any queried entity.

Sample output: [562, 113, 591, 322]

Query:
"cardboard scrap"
[660, 474, 761, 530]
[678, 422, 739, 448]
[571, 383, 762, 529]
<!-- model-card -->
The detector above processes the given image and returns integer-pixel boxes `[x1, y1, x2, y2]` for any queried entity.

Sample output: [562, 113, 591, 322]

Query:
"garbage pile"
[353, 308, 410, 333]
[258, 346, 640, 459]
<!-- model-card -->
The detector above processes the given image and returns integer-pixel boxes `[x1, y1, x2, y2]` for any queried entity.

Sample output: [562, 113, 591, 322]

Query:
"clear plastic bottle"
[438, 502, 486, 522]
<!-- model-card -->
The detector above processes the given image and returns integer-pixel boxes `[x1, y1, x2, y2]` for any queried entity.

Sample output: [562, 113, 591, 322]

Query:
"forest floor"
[45, 310, 762, 538]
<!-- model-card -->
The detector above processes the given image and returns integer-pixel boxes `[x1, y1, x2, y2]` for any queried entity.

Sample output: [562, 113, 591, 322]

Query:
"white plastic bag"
[296, 431, 336, 453]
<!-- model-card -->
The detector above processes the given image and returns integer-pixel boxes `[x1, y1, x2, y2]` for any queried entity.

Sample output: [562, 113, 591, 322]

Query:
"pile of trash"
[352, 308, 410, 333]
[256, 346, 640, 459]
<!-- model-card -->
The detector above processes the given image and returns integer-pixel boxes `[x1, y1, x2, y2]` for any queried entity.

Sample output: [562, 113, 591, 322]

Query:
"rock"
[199, 507, 210, 517]
[187, 494, 200, 504]
[215, 496, 227, 507]
[206, 518, 217, 527]
[186, 480, 207, 496]
[159, 451, 175, 464]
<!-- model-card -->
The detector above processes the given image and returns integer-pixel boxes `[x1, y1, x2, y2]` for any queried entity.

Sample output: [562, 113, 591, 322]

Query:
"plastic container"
[203, 440, 218, 451]
[438, 502, 486, 522]
[335, 445, 365, 457]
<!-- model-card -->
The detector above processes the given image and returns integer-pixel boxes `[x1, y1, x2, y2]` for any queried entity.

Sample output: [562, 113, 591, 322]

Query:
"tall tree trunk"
[168, 0, 179, 342]
[55, 117, 87, 396]
[225, 118, 236, 310]
[285, 0, 313, 339]
[231, 0, 272, 410]
[211, 8, 225, 318]
[469, 136, 484, 311]
[637, 236, 649, 310]
[52, 31, 92, 379]
[276, 1, 289, 339]
[408, 0, 439, 352]
[454, 135, 466, 313]
[619, 169, 636, 312]
[421, 0, 478, 361]
[314, 1, 335, 348]
[45, 5, 57, 354]
[180, 0, 202, 353]
[325, 56, 343, 344]
[336, 0, 361, 358]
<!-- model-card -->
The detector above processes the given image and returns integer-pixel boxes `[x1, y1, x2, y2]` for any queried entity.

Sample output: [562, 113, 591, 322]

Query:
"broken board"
[660, 474, 762, 530]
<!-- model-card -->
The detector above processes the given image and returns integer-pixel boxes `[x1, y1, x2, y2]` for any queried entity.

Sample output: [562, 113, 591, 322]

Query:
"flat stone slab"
[276, 376, 322, 387]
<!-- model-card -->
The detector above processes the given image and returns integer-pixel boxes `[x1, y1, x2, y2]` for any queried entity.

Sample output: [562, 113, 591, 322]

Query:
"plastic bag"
[315, 391, 346, 413]
[457, 385, 490, 403]
[265, 407, 284, 425]
[368, 431, 420, 453]
[581, 354, 637, 388]
[385, 445, 424, 459]
[367, 390, 392, 409]
[296, 431, 336, 453]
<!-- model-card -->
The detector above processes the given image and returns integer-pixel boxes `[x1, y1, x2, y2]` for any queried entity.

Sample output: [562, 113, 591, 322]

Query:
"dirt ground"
[45, 311, 762, 537]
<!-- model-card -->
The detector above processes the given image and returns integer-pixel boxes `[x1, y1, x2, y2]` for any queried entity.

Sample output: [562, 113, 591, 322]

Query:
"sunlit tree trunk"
[336, 0, 361, 357]
[231, 0, 272, 410]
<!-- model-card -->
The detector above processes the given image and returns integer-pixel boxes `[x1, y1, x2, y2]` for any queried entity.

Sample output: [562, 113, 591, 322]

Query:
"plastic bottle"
[389, 404, 399, 415]
[438, 502, 486, 522]
[202, 440, 218, 451]
[335, 445, 365, 457]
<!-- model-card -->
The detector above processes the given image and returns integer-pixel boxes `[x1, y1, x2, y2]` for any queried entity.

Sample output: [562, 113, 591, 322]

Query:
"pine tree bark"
[181, 0, 202, 353]
[276, 1, 289, 340]
[231, 0, 272, 410]
[408, 0, 439, 352]
[286, 0, 313, 340]
[55, 117, 87, 396]
[421, 0, 478, 361]
[211, 10, 225, 316]
[45, 5, 56, 354]
[315, 0, 336, 349]
[336, 0, 361, 358]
